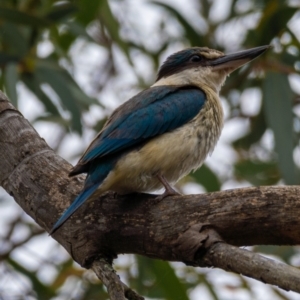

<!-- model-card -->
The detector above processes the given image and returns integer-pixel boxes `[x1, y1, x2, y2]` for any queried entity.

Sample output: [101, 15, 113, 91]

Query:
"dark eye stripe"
[156, 48, 208, 81]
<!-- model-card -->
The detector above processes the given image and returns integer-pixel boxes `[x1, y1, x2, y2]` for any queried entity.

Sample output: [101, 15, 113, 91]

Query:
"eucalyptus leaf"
[136, 257, 189, 300]
[247, 4, 298, 45]
[190, 164, 221, 192]
[263, 71, 299, 184]
[45, 3, 77, 22]
[149, 260, 189, 300]
[22, 74, 61, 116]
[4, 62, 18, 107]
[151, 1, 204, 46]
[77, 0, 102, 25]
[0, 6, 50, 27]
[254, 245, 297, 264]
[235, 160, 280, 186]
[0, 52, 19, 64]
[233, 108, 267, 150]
[98, 0, 131, 60]
[0, 22, 28, 57]
[8, 257, 56, 299]
[35, 64, 82, 134]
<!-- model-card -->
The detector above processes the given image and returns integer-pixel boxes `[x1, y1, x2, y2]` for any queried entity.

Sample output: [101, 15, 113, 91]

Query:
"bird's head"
[154, 46, 270, 92]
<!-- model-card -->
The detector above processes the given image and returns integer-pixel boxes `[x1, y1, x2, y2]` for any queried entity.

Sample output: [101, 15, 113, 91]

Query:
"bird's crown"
[157, 47, 224, 81]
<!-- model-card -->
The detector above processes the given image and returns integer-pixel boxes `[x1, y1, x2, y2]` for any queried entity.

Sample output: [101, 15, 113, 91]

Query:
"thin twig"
[122, 282, 145, 300]
[92, 258, 144, 300]
[92, 258, 125, 300]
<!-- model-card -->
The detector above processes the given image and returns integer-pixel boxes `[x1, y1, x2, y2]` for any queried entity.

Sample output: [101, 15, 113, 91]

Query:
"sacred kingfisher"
[50, 45, 269, 234]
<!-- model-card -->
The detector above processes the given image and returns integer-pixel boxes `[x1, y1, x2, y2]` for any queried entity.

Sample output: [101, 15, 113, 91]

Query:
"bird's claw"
[155, 189, 181, 201]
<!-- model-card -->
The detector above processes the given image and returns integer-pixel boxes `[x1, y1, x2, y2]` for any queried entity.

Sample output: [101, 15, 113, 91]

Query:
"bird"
[50, 45, 269, 235]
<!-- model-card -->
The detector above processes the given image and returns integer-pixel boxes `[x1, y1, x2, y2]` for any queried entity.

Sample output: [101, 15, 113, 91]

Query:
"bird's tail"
[49, 183, 99, 235]
[49, 157, 117, 235]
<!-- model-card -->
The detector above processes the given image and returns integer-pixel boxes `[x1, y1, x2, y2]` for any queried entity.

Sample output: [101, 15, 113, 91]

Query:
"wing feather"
[73, 85, 206, 172]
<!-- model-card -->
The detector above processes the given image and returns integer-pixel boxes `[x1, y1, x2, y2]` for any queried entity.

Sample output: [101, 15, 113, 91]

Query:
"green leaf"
[263, 71, 299, 184]
[45, 3, 77, 22]
[22, 74, 61, 116]
[151, 1, 204, 46]
[199, 273, 219, 300]
[98, 0, 131, 60]
[66, 21, 93, 41]
[149, 260, 189, 300]
[69, 84, 99, 108]
[254, 245, 297, 264]
[190, 164, 221, 192]
[235, 160, 280, 186]
[93, 117, 107, 133]
[50, 259, 84, 289]
[77, 0, 102, 25]
[0, 22, 29, 58]
[280, 51, 299, 67]
[35, 62, 82, 134]
[7, 257, 56, 299]
[136, 257, 189, 300]
[34, 115, 70, 128]
[233, 108, 267, 150]
[61, 71, 99, 108]
[0, 6, 50, 27]
[247, 3, 298, 45]
[4, 62, 18, 106]
[50, 21, 92, 56]
[0, 52, 20, 64]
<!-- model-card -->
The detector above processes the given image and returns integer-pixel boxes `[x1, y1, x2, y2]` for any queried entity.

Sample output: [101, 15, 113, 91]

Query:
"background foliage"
[0, 0, 299, 299]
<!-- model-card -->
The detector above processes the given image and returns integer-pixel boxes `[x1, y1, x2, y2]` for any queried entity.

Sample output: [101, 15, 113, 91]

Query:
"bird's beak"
[209, 45, 270, 72]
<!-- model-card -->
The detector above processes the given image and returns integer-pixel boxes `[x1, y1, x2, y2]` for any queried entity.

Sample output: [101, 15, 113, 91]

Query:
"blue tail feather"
[49, 183, 99, 235]
[50, 157, 118, 235]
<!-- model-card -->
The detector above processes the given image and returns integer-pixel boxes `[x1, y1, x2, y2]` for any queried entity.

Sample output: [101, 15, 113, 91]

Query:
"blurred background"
[0, 0, 300, 299]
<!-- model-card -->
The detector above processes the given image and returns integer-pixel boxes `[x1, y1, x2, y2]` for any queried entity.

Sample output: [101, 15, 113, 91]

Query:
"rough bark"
[1, 90, 300, 298]
[92, 259, 144, 300]
[197, 243, 300, 293]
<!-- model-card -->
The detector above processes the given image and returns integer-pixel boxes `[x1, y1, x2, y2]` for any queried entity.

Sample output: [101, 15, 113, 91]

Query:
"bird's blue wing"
[81, 86, 206, 164]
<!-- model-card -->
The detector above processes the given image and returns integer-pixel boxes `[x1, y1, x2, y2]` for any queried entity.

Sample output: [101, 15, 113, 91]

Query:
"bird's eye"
[190, 55, 202, 62]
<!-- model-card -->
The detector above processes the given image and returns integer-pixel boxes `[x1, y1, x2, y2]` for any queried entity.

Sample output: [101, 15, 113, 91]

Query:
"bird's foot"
[155, 174, 181, 201]
[112, 191, 119, 199]
[155, 188, 181, 201]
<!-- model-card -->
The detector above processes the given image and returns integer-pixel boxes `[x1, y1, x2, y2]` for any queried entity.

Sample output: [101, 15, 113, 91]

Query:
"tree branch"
[197, 242, 300, 293]
[1, 90, 300, 296]
[92, 258, 126, 300]
[92, 259, 144, 300]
